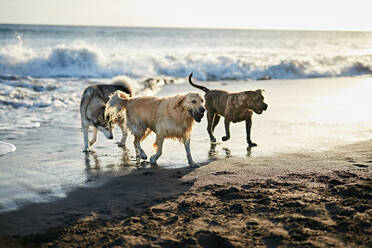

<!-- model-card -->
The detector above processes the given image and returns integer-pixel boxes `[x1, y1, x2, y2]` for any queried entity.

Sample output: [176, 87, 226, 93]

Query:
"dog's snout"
[263, 103, 268, 110]
[108, 135, 113, 139]
[199, 106, 205, 114]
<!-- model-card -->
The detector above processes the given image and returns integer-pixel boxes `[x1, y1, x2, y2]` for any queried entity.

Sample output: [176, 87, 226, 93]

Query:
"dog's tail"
[112, 75, 136, 97]
[105, 90, 129, 124]
[188, 73, 209, 93]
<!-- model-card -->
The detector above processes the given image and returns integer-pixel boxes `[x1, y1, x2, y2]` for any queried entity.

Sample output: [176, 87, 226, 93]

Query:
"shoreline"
[0, 140, 371, 247]
[2, 76, 371, 214]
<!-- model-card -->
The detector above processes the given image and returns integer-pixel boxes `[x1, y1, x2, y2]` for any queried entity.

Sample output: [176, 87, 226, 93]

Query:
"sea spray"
[1, 25, 372, 80]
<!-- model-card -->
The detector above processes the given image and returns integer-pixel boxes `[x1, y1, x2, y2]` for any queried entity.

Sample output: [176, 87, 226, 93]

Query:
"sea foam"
[0, 141, 16, 156]
[0, 40, 371, 80]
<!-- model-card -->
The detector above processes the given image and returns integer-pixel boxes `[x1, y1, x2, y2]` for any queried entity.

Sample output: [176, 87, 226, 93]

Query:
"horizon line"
[1, 22, 371, 33]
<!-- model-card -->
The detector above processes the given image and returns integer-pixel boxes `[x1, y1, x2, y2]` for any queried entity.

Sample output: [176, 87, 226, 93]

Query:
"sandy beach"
[0, 76, 372, 247]
[0, 138, 371, 247]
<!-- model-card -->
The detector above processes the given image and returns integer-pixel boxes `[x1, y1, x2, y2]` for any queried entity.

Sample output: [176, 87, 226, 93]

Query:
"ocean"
[1, 25, 372, 80]
[0, 24, 372, 212]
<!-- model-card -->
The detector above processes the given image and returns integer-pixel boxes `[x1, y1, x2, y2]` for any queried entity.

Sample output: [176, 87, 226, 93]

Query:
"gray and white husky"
[80, 76, 134, 152]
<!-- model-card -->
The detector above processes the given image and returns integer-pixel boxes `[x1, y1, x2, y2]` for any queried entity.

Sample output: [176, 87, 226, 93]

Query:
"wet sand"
[0, 140, 371, 247]
[1, 77, 372, 213]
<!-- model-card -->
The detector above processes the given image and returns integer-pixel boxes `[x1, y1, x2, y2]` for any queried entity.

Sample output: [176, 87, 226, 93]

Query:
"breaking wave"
[0, 141, 16, 156]
[0, 42, 371, 80]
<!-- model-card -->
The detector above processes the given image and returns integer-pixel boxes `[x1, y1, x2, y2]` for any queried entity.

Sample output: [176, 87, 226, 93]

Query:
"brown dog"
[188, 73, 267, 147]
[105, 90, 205, 167]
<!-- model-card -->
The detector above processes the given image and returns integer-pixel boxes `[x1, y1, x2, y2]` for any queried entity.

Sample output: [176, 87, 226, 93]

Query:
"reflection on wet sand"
[84, 147, 133, 168]
[120, 146, 132, 166]
[222, 147, 232, 157]
[83, 147, 137, 183]
[85, 151, 100, 170]
[208, 143, 252, 159]
[84, 151, 102, 183]
[246, 146, 252, 157]
[208, 143, 218, 159]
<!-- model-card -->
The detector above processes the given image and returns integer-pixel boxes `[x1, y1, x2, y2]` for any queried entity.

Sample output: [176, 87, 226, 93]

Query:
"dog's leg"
[184, 138, 199, 167]
[211, 114, 220, 133]
[134, 135, 147, 161]
[82, 124, 90, 152]
[222, 119, 231, 141]
[207, 111, 217, 142]
[245, 116, 257, 147]
[133, 136, 140, 163]
[117, 120, 128, 147]
[89, 126, 97, 147]
[150, 136, 164, 166]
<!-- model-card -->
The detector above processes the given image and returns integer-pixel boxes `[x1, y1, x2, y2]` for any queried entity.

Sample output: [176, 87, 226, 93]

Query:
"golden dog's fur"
[105, 91, 205, 167]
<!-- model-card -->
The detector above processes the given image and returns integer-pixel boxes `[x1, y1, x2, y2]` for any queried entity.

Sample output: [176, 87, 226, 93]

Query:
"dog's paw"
[149, 156, 157, 166]
[140, 153, 148, 160]
[248, 142, 257, 147]
[116, 141, 126, 148]
[189, 162, 200, 168]
[222, 136, 230, 141]
[83, 147, 91, 153]
[210, 136, 217, 143]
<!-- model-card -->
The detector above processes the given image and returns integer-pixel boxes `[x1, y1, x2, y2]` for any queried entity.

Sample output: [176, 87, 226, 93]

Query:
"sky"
[0, 0, 371, 31]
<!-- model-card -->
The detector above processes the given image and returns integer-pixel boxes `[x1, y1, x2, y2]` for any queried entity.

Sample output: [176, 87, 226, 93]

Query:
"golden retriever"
[105, 91, 205, 167]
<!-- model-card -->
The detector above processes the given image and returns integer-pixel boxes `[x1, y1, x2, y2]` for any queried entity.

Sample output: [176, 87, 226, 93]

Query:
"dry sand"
[0, 140, 371, 247]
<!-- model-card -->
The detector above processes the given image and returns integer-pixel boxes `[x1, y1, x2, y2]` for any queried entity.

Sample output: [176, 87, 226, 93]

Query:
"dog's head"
[93, 106, 114, 139]
[175, 92, 205, 122]
[242, 89, 268, 115]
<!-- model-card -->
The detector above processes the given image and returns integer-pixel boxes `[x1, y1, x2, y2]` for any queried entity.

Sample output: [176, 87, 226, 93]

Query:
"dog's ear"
[174, 96, 185, 111]
[90, 105, 104, 121]
[255, 89, 265, 95]
[97, 106, 106, 121]
[249, 89, 264, 102]
[97, 113, 104, 123]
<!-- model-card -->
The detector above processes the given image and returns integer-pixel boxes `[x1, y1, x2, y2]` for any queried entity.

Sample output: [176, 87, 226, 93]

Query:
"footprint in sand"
[345, 157, 356, 163]
[352, 163, 368, 168]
